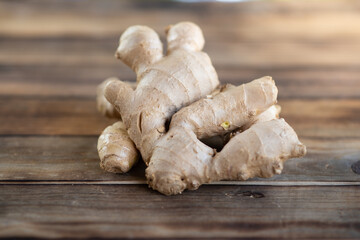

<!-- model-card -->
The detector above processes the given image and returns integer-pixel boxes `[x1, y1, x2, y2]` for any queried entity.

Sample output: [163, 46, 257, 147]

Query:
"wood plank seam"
[1, 181, 359, 186]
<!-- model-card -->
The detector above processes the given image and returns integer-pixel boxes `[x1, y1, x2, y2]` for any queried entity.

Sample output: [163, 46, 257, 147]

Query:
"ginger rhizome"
[96, 22, 306, 195]
[105, 22, 219, 165]
[98, 121, 138, 173]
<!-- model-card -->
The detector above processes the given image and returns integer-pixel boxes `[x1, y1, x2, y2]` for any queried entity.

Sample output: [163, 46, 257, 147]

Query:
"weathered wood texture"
[1, 0, 360, 99]
[1, 135, 359, 183]
[1, 0, 360, 239]
[1, 98, 359, 137]
[1, 185, 359, 239]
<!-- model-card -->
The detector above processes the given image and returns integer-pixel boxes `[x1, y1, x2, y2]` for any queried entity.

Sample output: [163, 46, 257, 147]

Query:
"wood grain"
[0, 136, 145, 182]
[1, 65, 360, 99]
[0, 136, 359, 183]
[0, 98, 115, 135]
[2, 37, 360, 68]
[0, 185, 359, 239]
[1, 0, 360, 42]
[1, 0, 360, 100]
[1, 0, 360, 238]
[0, 98, 359, 136]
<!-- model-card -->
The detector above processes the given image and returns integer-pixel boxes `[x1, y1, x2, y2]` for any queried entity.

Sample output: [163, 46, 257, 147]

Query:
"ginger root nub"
[98, 121, 139, 173]
[166, 22, 205, 53]
[209, 119, 306, 181]
[96, 77, 136, 119]
[116, 25, 163, 77]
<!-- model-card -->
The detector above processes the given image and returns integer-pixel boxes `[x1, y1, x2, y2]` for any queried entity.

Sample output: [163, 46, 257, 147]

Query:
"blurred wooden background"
[0, 0, 359, 239]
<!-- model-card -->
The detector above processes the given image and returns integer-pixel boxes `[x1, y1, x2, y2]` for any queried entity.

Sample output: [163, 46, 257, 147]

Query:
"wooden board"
[1, 0, 360, 43]
[1, 185, 359, 239]
[1, 66, 360, 99]
[1, 98, 359, 136]
[1, 0, 360, 100]
[1, 0, 360, 238]
[1, 136, 359, 183]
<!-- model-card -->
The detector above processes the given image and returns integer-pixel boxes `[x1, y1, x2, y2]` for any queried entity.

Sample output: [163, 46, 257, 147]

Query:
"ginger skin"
[97, 78, 139, 173]
[147, 119, 305, 195]
[97, 78, 122, 119]
[170, 76, 278, 139]
[97, 22, 306, 195]
[97, 78, 137, 119]
[105, 22, 219, 164]
[146, 77, 305, 195]
[98, 121, 138, 173]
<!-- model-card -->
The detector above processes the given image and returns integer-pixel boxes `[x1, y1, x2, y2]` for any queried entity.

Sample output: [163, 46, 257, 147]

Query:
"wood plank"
[0, 98, 359, 137]
[1, 0, 360, 43]
[1, 0, 360, 71]
[280, 99, 360, 138]
[1, 2, 359, 240]
[0, 185, 359, 239]
[1, 0, 360, 99]
[1, 37, 360, 68]
[0, 135, 359, 182]
[0, 98, 116, 135]
[222, 67, 360, 99]
[0, 63, 135, 85]
[1, 99, 358, 182]
[0, 136, 145, 182]
[1, 65, 359, 99]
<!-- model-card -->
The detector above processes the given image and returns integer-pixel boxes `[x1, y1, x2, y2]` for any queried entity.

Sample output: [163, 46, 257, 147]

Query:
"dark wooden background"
[1, 0, 360, 239]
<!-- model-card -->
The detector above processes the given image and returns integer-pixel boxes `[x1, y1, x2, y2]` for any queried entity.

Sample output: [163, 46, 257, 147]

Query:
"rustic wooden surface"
[1, 0, 360, 239]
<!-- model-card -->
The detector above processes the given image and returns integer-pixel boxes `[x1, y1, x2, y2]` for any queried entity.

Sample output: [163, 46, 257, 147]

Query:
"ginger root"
[97, 78, 136, 119]
[97, 121, 138, 173]
[105, 22, 219, 164]
[96, 22, 306, 195]
[97, 78, 139, 172]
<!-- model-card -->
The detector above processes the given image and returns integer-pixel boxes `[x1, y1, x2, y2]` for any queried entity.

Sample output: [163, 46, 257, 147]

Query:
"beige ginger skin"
[98, 121, 138, 173]
[96, 22, 306, 195]
[105, 22, 219, 164]
[97, 78, 140, 173]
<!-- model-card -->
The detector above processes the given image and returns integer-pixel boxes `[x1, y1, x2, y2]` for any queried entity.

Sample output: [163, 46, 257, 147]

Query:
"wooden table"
[1, 0, 359, 239]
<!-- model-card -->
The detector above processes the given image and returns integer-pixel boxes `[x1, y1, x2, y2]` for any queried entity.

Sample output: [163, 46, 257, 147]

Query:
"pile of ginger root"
[96, 22, 306, 195]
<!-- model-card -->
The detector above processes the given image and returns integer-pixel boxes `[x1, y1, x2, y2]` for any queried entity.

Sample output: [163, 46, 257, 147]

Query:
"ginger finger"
[116, 25, 163, 78]
[146, 119, 306, 195]
[201, 104, 281, 150]
[241, 104, 281, 131]
[97, 78, 137, 119]
[166, 21, 205, 53]
[209, 119, 306, 181]
[97, 78, 121, 119]
[104, 78, 135, 119]
[170, 76, 278, 139]
[98, 121, 139, 173]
